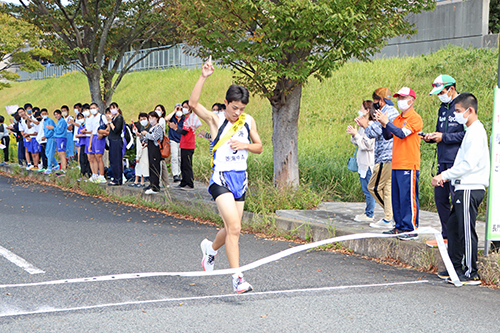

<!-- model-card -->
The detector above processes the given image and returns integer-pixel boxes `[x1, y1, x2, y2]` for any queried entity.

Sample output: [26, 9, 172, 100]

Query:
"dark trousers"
[447, 189, 484, 278]
[434, 163, 455, 239]
[148, 141, 161, 191]
[40, 143, 48, 169]
[180, 148, 194, 188]
[17, 139, 26, 165]
[79, 144, 91, 177]
[109, 139, 123, 184]
[1, 136, 9, 162]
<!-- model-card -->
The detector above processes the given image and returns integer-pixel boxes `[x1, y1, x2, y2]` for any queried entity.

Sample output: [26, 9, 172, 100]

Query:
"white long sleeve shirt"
[350, 126, 375, 178]
[441, 120, 490, 190]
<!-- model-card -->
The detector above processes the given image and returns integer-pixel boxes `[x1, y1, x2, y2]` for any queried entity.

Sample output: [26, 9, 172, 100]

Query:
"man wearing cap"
[424, 75, 465, 248]
[375, 87, 423, 240]
[356, 87, 399, 228]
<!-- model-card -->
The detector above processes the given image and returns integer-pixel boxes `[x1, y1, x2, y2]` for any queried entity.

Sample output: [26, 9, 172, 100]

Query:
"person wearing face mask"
[167, 103, 185, 182]
[423, 75, 465, 248]
[72, 103, 83, 164]
[20, 104, 34, 169]
[41, 109, 60, 174]
[347, 101, 376, 223]
[107, 102, 124, 186]
[86, 103, 107, 183]
[154, 104, 170, 188]
[26, 110, 43, 171]
[129, 113, 150, 188]
[34, 109, 48, 172]
[61, 105, 75, 161]
[356, 87, 399, 229]
[53, 109, 68, 174]
[431, 93, 489, 285]
[375, 87, 423, 241]
[136, 111, 164, 194]
[74, 112, 91, 180]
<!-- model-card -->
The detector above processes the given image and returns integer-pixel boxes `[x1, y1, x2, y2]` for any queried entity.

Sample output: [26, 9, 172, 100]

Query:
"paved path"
[1, 175, 500, 332]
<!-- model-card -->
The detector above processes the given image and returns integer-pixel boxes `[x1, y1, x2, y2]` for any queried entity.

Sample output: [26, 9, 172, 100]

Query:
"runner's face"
[224, 100, 246, 122]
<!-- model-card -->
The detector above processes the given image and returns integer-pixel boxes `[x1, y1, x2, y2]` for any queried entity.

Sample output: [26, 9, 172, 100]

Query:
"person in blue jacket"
[423, 75, 465, 247]
[53, 109, 68, 173]
[42, 109, 60, 174]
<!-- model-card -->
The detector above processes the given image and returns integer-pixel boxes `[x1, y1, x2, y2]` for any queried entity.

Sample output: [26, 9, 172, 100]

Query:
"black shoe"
[143, 185, 152, 191]
[383, 228, 401, 235]
[175, 184, 185, 189]
[448, 273, 481, 286]
[397, 233, 418, 241]
[173, 175, 181, 182]
[108, 182, 121, 186]
[437, 270, 450, 280]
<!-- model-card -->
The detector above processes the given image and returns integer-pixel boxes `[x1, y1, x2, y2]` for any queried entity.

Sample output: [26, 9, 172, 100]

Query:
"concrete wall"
[376, 0, 494, 58]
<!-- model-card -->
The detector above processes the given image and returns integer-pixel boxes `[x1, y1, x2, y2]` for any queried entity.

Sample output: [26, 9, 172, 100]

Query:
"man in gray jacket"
[432, 93, 489, 285]
[356, 87, 399, 228]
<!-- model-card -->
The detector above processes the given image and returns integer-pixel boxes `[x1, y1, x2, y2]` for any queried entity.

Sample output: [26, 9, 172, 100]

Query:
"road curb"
[0, 164, 446, 271]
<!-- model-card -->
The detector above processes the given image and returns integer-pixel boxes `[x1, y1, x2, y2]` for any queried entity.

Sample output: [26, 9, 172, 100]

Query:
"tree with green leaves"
[3, 0, 178, 111]
[170, 0, 435, 187]
[0, 11, 51, 90]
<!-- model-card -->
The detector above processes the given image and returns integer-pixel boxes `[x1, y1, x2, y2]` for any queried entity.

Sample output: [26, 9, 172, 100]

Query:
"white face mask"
[175, 111, 183, 118]
[140, 120, 148, 127]
[76, 118, 85, 125]
[90, 109, 98, 115]
[182, 108, 189, 115]
[397, 99, 412, 111]
[155, 110, 162, 117]
[358, 110, 365, 117]
[82, 110, 90, 117]
[62, 111, 68, 117]
[149, 119, 157, 126]
[438, 90, 452, 104]
[454, 109, 469, 125]
[110, 109, 118, 115]
[74, 109, 79, 114]
[42, 115, 48, 120]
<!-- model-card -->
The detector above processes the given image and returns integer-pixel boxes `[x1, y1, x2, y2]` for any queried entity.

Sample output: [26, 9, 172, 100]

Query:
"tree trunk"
[271, 83, 302, 188]
[87, 69, 106, 113]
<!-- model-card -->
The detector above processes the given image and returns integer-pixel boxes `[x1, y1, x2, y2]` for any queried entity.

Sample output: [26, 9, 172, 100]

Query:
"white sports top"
[212, 112, 251, 172]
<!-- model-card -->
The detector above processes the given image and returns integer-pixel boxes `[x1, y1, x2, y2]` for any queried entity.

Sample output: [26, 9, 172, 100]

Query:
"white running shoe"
[233, 273, 253, 294]
[369, 218, 393, 229]
[97, 176, 107, 184]
[354, 214, 374, 222]
[201, 239, 216, 272]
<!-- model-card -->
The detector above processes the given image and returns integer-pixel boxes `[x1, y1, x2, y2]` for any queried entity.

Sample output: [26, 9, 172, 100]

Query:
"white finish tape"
[0, 227, 461, 289]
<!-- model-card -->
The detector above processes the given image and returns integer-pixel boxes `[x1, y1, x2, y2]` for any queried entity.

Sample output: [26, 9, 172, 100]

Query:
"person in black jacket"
[107, 102, 124, 186]
[423, 75, 465, 247]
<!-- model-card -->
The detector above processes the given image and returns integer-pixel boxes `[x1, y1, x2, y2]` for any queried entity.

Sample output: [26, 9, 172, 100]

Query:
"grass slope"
[0, 46, 496, 212]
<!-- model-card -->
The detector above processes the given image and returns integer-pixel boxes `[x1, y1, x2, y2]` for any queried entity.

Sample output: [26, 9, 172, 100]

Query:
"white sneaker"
[144, 189, 158, 195]
[97, 176, 107, 184]
[201, 239, 217, 272]
[354, 214, 374, 222]
[369, 218, 393, 229]
[233, 273, 253, 294]
[26, 164, 33, 170]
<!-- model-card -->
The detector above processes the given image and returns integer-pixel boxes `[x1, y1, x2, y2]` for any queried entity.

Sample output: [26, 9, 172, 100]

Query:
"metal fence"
[14, 44, 204, 81]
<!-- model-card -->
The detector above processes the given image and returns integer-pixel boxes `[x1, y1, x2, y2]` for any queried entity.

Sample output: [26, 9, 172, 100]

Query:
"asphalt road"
[0, 174, 499, 332]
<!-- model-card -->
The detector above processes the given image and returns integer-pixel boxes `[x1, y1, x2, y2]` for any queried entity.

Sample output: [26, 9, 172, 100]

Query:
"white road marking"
[0, 245, 44, 275]
[0, 280, 429, 317]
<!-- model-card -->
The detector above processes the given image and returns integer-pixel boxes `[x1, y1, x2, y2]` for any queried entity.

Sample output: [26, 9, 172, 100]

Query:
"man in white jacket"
[431, 93, 490, 285]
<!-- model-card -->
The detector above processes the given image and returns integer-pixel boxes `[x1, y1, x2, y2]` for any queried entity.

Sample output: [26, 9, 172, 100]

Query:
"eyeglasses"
[432, 82, 451, 88]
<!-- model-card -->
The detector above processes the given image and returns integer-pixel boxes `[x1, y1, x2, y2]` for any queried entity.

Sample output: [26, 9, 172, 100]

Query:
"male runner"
[189, 56, 263, 293]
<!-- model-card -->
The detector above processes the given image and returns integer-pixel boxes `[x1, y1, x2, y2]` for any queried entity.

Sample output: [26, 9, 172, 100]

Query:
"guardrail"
[14, 44, 204, 81]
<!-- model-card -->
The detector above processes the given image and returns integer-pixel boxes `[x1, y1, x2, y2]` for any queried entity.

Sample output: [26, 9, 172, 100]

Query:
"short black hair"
[372, 93, 381, 101]
[34, 111, 42, 118]
[74, 103, 82, 108]
[82, 103, 90, 111]
[54, 109, 62, 115]
[454, 92, 478, 114]
[76, 112, 85, 119]
[138, 112, 148, 120]
[226, 85, 249, 104]
[61, 105, 69, 111]
[90, 102, 98, 108]
[0, 115, 4, 123]
[219, 103, 226, 110]
[33, 107, 40, 113]
[182, 100, 189, 107]
[24, 103, 32, 109]
[41, 108, 48, 113]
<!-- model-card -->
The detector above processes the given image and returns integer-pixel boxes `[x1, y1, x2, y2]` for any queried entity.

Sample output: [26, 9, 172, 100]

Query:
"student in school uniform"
[41, 109, 59, 174]
[26, 110, 42, 170]
[107, 102, 124, 186]
[35, 109, 48, 172]
[129, 113, 150, 188]
[75, 112, 91, 179]
[19, 105, 33, 169]
[0, 115, 9, 165]
[86, 103, 107, 183]
[167, 103, 184, 182]
[53, 109, 68, 173]
[61, 105, 75, 161]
